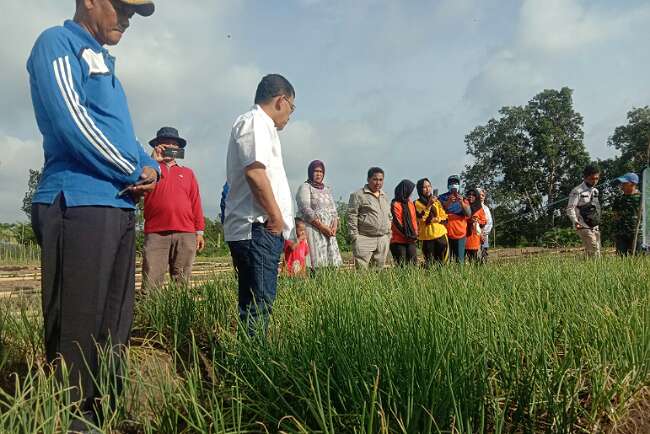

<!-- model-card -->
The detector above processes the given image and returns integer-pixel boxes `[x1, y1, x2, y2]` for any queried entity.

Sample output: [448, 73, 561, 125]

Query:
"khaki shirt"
[348, 186, 391, 238]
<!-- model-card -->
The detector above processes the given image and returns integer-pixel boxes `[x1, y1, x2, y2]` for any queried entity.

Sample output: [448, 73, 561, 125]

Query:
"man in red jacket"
[142, 127, 205, 290]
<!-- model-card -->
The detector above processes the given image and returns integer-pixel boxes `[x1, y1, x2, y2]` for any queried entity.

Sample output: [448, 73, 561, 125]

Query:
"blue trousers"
[228, 223, 283, 335]
[448, 237, 466, 264]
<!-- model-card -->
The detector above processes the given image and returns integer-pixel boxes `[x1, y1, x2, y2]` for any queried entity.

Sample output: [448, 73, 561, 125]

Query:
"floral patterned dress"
[295, 182, 343, 268]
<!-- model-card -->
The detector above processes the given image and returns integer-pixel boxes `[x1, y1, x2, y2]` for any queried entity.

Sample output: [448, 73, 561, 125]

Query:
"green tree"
[335, 199, 352, 252]
[198, 217, 229, 257]
[11, 223, 37, 246]
[463, 87, 590, 245]
[597, 107, 650, 245]
[607, 106, 650, 173]
[22, 169, 42, 221]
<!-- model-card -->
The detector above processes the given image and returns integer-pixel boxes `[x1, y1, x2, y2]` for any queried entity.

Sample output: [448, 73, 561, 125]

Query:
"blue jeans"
[228, 223, 284, 335]
[448, 237, 466, 264]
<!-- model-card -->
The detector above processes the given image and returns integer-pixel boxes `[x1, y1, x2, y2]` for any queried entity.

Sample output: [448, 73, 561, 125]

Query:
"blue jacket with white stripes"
[27, 20, 159, 209]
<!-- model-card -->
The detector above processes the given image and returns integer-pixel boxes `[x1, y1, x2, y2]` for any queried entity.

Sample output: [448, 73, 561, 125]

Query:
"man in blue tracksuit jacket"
[27, 1, 157, 429]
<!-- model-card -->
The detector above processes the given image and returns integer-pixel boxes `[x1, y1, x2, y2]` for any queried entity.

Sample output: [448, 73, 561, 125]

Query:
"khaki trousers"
[353, 234, 390, 269]
[142, 232, 197, 290]
[577, 228, 601, 257]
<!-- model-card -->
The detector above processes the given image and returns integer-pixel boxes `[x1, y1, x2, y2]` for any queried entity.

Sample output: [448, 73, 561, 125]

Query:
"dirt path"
[0, 247, 605, 299]
[0, 260, 235, 298]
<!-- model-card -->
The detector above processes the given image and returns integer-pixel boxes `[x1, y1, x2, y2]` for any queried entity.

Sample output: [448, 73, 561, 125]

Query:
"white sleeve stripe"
[54, 57, 132, 174]
[52, 57, 130, 174]
[62, 56, 136, 174]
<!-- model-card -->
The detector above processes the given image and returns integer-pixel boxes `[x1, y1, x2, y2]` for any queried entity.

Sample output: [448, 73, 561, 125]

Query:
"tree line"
[463, 87, 649, 247]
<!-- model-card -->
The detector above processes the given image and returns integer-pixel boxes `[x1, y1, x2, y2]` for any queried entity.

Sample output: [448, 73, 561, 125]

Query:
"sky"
[1, 0, 649, 222]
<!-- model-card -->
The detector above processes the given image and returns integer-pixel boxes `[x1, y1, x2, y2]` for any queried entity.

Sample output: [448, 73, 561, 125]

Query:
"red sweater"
[144, 163, 205, 234]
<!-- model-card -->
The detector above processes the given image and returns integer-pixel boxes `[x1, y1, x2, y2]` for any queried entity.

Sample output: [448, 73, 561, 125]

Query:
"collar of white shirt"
[253, 104, 276, 130]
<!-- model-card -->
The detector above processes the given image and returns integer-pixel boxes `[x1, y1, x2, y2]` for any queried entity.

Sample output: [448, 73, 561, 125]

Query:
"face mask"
[449, 184, 460, 192]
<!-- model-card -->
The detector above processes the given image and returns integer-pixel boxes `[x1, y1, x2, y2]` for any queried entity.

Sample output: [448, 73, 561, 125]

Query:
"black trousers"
[615, 235, 642, 256]
[422, 236, 448, 266]
[32, 194, 135, 416]
[466, 249, 480, 262]
[390, 242, 418, 266]
[480, 246, 489, 263]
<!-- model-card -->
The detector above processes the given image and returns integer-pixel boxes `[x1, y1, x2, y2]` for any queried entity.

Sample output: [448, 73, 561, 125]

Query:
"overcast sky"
[1, 0, 649, 222]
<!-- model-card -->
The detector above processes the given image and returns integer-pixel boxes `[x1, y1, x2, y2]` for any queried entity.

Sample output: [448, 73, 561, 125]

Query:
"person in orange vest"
[439, 175, 471, 263]
[389, 179, 419, 266]
[464, 188, 488, 262]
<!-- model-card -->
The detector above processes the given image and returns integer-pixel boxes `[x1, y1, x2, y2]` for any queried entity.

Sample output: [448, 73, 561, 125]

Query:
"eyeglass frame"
[281, 95, 296, 113]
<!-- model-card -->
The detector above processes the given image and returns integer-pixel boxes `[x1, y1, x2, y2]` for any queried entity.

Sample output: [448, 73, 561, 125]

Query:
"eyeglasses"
[282, 95, 296, 113]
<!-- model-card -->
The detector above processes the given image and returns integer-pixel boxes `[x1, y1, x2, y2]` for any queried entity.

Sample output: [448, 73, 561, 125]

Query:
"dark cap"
[148, 127, 187, 148]
[118, 0, 155, 17]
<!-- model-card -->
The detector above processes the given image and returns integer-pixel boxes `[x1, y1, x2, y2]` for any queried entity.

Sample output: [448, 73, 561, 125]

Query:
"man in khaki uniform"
[566, 165, 601, 257]
[348, 167, 392, 268]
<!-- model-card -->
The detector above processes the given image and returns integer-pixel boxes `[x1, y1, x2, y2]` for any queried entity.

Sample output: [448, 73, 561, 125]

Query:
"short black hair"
[254, 74, 295, 105]
[583, 164, 600, 177]
[367, 167, 384, 179]
[294, 217, 305, 225]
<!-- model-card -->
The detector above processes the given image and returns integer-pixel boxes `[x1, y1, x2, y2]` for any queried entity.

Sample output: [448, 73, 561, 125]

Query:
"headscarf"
[307, 160, 325, 189]
[416, 178, 431, 205]
[466, 188, 483, 237]
[392, 179, 418, 241]
[415, 177, 438, 222]
[466, 188, 483, 214]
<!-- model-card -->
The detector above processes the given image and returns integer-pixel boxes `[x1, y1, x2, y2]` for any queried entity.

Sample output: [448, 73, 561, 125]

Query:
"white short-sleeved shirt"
[224, 105, 294, 241]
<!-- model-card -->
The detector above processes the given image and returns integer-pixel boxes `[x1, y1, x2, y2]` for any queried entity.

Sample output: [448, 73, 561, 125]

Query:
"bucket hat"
[148, 127, 187, 148]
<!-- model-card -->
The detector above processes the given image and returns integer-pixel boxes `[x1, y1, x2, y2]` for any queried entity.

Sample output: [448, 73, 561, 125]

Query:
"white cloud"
[518, 0, 607, 54]
[2, 0, 649, 222]
[464, 0, 650, 156]
[0, 136, 43, 222]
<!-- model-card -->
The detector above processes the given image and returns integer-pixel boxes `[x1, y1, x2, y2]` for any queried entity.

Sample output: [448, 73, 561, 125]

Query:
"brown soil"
[0, 361, 29, 397]
[0, 265, 33, 272]
[604, 387, 650, 434]
[122, 340, 183, 424]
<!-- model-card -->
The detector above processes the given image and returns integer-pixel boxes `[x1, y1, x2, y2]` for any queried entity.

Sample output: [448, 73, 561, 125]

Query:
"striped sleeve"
[28, 31, 141, 185]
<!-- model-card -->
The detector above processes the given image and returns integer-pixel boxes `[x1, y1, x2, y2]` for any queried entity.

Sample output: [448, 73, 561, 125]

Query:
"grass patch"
[1, 256, 648, 433]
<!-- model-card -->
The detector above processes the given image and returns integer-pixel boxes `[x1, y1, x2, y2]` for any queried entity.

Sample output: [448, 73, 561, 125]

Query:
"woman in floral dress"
[295, 160, 343, 269]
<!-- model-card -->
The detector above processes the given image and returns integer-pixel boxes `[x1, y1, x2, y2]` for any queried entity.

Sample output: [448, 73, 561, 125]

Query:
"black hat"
[149, 127, 187, 148]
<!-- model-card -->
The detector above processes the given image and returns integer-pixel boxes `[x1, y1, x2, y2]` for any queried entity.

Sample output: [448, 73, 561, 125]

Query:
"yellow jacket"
[414, 199, 448, 240]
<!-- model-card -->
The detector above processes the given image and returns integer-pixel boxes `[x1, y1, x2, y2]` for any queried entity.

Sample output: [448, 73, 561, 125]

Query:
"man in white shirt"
[566, 164, 601, 257]
[224, 74, 295, 335]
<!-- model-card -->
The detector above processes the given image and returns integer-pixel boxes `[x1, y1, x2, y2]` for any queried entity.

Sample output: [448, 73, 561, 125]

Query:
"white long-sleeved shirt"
[481, 204, 493, 248]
